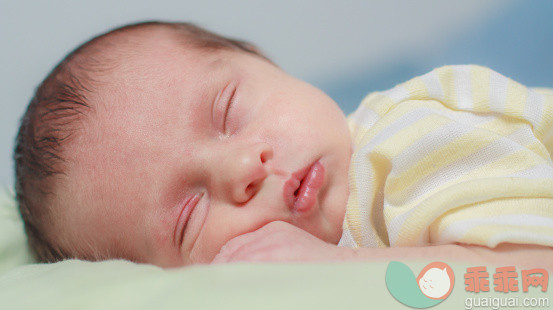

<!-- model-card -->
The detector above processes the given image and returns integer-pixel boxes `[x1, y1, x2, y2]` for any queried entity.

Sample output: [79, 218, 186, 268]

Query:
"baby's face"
[59, 38, 352, 267]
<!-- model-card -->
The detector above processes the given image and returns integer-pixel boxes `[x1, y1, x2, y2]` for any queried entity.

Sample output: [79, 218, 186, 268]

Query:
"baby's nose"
[224, 142, 273, 204]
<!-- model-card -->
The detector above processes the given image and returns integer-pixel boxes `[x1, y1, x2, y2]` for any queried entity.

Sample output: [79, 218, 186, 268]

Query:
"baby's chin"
[326, 220, 346, 245]
[319, 230, 342, 246]
[306, 213, 345, 245]
[323, 186, 349, 244]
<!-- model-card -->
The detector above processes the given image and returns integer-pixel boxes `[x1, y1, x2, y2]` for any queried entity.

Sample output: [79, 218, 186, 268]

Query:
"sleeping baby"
[14, 21, 553, 268]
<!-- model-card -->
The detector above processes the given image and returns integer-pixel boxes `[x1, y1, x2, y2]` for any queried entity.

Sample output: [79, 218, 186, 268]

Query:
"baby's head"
[14, 21, 352, 267]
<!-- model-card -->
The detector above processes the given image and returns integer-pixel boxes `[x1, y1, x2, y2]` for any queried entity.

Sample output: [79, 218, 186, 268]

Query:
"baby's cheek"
[153, 226, 171, 245]
[187, 226, 230, 264]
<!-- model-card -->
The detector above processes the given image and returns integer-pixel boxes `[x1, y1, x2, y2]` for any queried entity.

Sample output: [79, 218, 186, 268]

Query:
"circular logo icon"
[386, 261, 455, 308]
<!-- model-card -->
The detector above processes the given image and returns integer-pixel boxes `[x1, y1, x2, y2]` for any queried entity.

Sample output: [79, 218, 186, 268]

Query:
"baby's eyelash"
[176, 193, 203, 247]
[222, 86, 237, 134]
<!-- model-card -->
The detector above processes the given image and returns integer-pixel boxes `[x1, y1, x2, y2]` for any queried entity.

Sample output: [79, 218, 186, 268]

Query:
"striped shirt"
[339, 65, 553, 249]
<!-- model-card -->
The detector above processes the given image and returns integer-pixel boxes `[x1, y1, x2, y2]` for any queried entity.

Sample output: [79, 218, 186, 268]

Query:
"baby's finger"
[211, 222, 291, 263]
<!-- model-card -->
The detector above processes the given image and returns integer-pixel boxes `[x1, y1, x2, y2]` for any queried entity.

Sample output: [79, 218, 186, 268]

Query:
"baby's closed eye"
[213, 82, 238, 135]
[174, 193, 203, 247]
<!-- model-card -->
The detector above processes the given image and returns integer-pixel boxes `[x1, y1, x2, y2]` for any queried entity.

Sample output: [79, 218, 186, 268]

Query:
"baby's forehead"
[95, 33, 228, 85]
[79, 42, 229, 134]
[76, 28, 242, 137]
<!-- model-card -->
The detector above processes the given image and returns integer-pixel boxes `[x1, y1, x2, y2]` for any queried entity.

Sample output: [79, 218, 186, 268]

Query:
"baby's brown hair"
[14, 21, 268, 263]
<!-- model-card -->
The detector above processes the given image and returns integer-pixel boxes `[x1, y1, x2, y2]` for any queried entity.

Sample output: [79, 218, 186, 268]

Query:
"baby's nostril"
[259, 145, 273, 164]
[260, 152, 269, 163]
[246, 183, 255, 195]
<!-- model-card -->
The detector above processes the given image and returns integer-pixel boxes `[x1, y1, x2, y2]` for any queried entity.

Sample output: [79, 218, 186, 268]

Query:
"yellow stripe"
[366, 153, 392, 247]
[436, 66, 457, 109]
[344, 162, 363, 247]
[536, 93, 553, 152]
[474, 113, 525, 136]
[470, 65, 491, 112]
[350, 94, 396, 149]
[462, 148, 544, 181]
[347, 153, 391, 247]
[386, 144, 549, 223]
[460, 224, 553, 247]
[386, 128, 497, 199]
[395, 178, 553, 245]
[351, 99, 439, 150]
[430, 198, 553, 238]
[373, 113, 452, 159]
[349, 92, 396, 143]
[505, 79, 528, 119]
[473, 114, 551, 160]
[362, 93, 396, 118]
[404, 77, 429, 99]
[526, 139, 552, 161]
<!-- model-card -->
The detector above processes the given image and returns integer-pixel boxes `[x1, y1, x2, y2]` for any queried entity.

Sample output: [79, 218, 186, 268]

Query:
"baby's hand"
[212, 222, 553, 268]
[212, 221, 347, 263]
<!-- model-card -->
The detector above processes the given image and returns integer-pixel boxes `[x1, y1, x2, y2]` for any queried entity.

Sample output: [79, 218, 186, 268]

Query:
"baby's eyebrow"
[205, 56, 233, 79]
[207, 57, 226, 69]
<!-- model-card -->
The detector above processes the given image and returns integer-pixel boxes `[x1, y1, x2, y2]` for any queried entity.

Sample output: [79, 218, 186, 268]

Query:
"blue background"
[321, 1, 553, 114]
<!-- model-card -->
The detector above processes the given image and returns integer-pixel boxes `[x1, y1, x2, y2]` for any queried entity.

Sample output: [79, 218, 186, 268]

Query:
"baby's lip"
[283, 160, 324, 212]
[283, 163, 311, 211]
